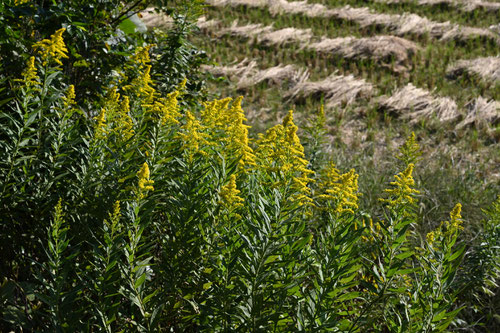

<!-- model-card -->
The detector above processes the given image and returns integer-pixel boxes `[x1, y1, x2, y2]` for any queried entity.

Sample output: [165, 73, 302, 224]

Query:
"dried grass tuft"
[258, 27, 313, 46]
[285, 73, 374, 108]
[378, 84, 461, 123]
[202, 60, 309, 90]
[447, 57, 500, 82]
[202, 59, 258, 79]
[217, 21, 273, 39]
[237, 64, 309, 89]
[309, 35, 419, 71]
[206, 0, 268, 8]
[375, 0, 500, 12]
[457, 97, 500, 130]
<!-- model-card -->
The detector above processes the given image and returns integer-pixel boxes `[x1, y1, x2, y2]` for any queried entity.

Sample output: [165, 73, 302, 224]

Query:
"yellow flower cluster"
[62, 85, 76, 109]
[426, 203, 463, 247]
[16, 56, 40, 88]
[219, 174, 244, 211]
[381, 163, 420, 208]
[137, 162, 154, 195]
[317, 162, 359, 215]
[256, 110, 314, 206]
[201, 97, 256, 170]
[178, 111, 209, 159]
[94, 88, 135, 142]
[33, 28, 69, 66]
[397, 132, 422, 166]
[124, 45, 183, 127]
[14, 0, 30, 6]
[94, 108, 107, 140]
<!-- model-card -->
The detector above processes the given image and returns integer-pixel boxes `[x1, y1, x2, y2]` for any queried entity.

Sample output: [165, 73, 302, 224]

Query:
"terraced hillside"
[177, 0, 500, 227]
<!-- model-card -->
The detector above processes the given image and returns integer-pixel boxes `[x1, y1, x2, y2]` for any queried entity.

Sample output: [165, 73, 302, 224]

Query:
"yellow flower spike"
[317, 163, 359, 215]
[16, 56, 40, 88]
[137, 162, 154, 194]
[131, 44, 155, 66]
[449, 203, 463, 231]
[381, 163, 420, 208]
[397, 132, 422, 166]
[94, 108, 107, 140]
[62, 85, 76, 109]
[256, 110, 314, 206]
[219, 174, 244, 211]
[115, 96, 135, 141]
[33, 28, 69, 66]
[178, 111, 209, 158]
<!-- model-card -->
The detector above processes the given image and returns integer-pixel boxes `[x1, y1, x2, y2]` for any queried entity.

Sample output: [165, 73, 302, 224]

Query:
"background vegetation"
[0, 0, 499, 331]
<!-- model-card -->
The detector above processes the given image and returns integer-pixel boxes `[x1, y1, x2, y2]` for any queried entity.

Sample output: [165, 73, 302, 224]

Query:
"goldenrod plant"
[0, 25, 499, 332]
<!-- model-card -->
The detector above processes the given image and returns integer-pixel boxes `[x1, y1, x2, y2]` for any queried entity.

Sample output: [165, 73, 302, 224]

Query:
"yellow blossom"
[397, 132, 422, 166]
[426, 203, 462, 247]
[33, 28, 69, 66]
[177, 111, 209, 159]
[317, 162, 359, 215]
[137, 162, 154, 193]
[62, 85, 76, 109]
[16, 56, 40, 88]
[94, 108, 107, 140]
[256, 110, 314, 206]
[144, 91, 181, 125]
[219, 174, 244, 210]
[114, 96, 135, 141]
[130, 44, 155, 66]
[201, 97, 256, 170]
[381, 163, 420, 208]
[15, 0, 30, 5]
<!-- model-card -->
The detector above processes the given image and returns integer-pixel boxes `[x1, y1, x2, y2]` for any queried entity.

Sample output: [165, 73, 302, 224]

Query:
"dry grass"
[457, 97, 500, 131]
[202, 59, 258, 79]
[447, 56, 500, 82]
[285, 72, 374, 108]
[206, 0, 268, 8]
[257, 27, 313, 46]
[378, 83, 461, 123]
[217, 21, 273, 39]
[237, 64, 309, 89]
[376, 0, 500, 12]
[308, 35, 419, 71]
[202, 60, 309, 90]
[209, 0, 500, 44]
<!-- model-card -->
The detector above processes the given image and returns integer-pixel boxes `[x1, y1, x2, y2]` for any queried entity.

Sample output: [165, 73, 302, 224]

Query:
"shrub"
[1, 29, 498, 332]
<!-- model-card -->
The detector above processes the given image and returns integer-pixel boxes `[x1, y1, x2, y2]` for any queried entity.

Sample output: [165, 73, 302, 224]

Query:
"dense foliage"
[1, 0, 499, 332]
[1, 23, 499, 331]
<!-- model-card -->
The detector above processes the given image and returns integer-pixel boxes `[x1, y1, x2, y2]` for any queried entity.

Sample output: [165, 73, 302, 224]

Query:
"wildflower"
[219, 174, 244, 210]
[144, 91, 181, 126]
[124, 65, 156, 102]
[201, 97, 256, 170]
[62, 85, 76, 109]
[426, 203, 462, 247]
[16, 56, 40, 88]
[449, 203, 463, 231]
[397, 132, 422, 166]
[137, 162, 154, 193]
[114, 96, 135, 141]
[381, 163, 420, 208]
[317, 162, 359, 215]
[14, 0, 29, 5]
[256, 110, 314, 206]
[177, 111, 209, 159]
[33, 28, 69, 66]
[105, 201, 122, 237]
[130, 44, 155, 66]
[94, 108, 107, 140]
